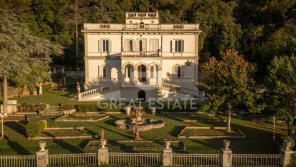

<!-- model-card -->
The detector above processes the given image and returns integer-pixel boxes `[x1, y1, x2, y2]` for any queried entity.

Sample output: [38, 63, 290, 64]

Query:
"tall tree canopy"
[0, 9, 63, 113]
[265, 56, 296, 135]
[201, 49, 258, 132]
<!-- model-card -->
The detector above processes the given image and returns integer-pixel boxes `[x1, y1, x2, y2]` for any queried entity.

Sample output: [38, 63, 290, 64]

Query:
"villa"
[79, 11, 203, 101]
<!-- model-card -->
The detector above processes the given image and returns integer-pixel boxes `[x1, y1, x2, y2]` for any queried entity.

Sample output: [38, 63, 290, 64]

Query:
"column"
[36, 141, 48, 167]
[162, 141, 173, 166]
[98, 139, 109, 165]
[221, 140, 232, 167]
[281, 140, 294, 167]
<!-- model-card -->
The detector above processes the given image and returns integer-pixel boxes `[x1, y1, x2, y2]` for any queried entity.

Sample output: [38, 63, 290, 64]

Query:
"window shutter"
[132, 40, 137, 51]
[135, 40, 139, 51]
[109, 40, 112, 53]
[142, 39, 147, 51]
[155, 39, 159, 51]
[98, 40, 100, 53]
[172, 40, 175, 53]
[124, 39, 129, 51]
[99, 40, 103, 52]
[181, 40, 184, 52]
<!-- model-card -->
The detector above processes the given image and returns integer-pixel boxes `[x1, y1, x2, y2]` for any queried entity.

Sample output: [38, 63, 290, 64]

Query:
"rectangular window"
[175, 40, 184, 52]
[102, 40, 110, 52]
[139, 40, 143, 52]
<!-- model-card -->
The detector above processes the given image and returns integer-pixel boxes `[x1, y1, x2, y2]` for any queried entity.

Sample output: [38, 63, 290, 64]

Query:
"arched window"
[150, 66, 154, 78]
[127, 66, 131, 78]
[177, 66, 181, 78]
[103, 66, 107, 78]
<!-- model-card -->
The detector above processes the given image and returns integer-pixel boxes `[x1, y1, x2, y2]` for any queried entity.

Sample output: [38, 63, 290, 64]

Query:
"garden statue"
[76, 82, 81, 94]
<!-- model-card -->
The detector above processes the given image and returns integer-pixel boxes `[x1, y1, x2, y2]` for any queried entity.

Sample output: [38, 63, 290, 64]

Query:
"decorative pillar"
[280, 140, 294, 167]
[221, 140, 232, 167]
[162, 140, 173, 166]
[36, 141, 48, 167]
[38, 84, 42, 95]
[150, 107, 156, 116]
[98, 139, 109, 165]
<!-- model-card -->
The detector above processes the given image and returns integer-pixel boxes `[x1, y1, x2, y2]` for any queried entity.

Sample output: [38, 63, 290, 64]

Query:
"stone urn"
[165, 140, 171, 149]
[125, 106, 131, 116]
[39, 141, 46, 151]
[223, 140, 230, 150]
[151, 107, 156, 116]
[100, 139, 107, 149]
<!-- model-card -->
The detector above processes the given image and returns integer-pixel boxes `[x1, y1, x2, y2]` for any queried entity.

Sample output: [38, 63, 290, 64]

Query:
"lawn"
[41, 128, 91, 137]
[180, 128, 240, 136]
[0, 113, 292, 155]
[61, 115, 106, 120]
[11, 90, 96, 106]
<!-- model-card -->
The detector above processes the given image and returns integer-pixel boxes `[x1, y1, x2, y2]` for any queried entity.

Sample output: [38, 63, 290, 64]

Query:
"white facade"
[80, 12, 203, 102]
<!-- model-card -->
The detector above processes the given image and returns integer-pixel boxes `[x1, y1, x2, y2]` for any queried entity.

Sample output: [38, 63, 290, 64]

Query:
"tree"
[193, 0, 242, 62]
[0, 9, 62, 137]
[201, 49, 257, 132]
[265, 56, 296, 135]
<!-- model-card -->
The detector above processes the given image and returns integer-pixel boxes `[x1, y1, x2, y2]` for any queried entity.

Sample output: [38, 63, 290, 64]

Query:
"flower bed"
[54, 114, 109, 122]
[178, 126, 246, 139]
[30, 127, 94, 140]
[177, 115, 226, 123]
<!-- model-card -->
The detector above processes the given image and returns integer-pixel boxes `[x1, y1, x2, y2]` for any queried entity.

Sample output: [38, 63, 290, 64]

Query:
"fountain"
[115, 107, 165, 132]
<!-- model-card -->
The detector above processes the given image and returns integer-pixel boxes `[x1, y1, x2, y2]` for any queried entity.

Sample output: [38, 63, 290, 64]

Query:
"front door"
[138, 90, 146, 102]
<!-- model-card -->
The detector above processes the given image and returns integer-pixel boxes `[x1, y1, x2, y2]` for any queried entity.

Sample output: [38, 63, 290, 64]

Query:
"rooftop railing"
[83, 24, 199, 31]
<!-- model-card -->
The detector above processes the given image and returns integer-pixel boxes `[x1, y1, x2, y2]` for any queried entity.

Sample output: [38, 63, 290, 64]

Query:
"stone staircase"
[78, 83, 120, 101]
[158, 82, 206, 100]
[42, 105, 61, 115]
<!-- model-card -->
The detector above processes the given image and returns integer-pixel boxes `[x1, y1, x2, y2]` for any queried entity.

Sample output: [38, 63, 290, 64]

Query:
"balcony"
[121, 51, 161, 57]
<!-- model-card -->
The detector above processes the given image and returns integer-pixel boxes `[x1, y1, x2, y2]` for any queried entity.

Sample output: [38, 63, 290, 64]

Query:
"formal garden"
[0, 93, 295, 156]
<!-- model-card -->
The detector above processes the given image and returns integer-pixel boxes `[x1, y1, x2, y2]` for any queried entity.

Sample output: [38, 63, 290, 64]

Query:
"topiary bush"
[25, 119, 47, 138]
[18, 103, 46, 112]
[75, 104, 98, 112]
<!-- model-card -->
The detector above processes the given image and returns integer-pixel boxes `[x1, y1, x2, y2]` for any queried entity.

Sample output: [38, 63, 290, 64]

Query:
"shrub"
[18, 103, 46, 112]
[60, 104, 75, 110]
[103, 104, 121, 112]
[75, 104, 98, 112]
[40, 120, 47, 130]
[42, 84, 52, 92]
[199, 103, 210, 113]
[25, 120, 47, 138]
